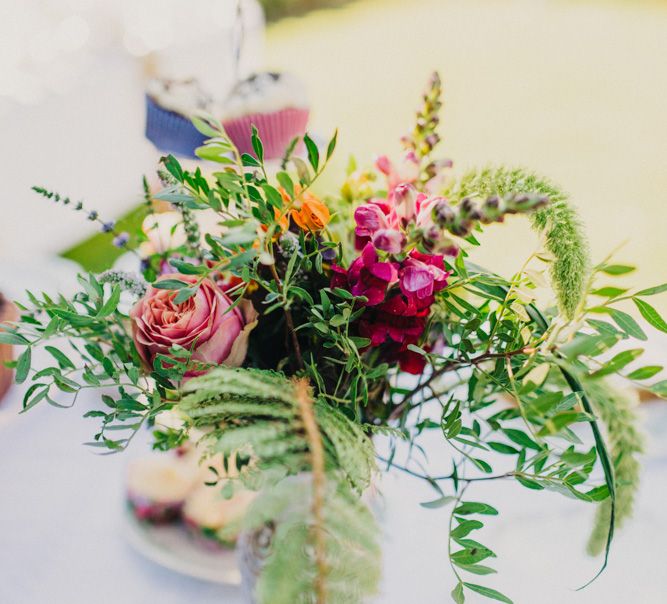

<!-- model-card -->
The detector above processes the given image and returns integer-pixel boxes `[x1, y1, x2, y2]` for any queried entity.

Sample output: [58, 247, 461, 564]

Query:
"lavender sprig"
[32, 186, 135, 253]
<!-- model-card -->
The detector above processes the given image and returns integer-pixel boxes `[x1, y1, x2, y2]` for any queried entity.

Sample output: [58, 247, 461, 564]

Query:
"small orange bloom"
[291, 193, 330, 232]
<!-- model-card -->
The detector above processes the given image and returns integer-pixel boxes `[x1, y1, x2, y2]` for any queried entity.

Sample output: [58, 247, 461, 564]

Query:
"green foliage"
[176, 367, 379, 602]
[446, 167, 590, 318]
[247, 478, 381, 604]
[11, 74, 667, 604]
[177, 367, 376, 493]
[583, 379, 644, 556]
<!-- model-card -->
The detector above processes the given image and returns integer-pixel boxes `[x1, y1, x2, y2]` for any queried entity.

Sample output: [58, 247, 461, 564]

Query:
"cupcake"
[182, 483, 256, 549]
[222, 72, 309, 160]
[126, 455, 198, 523]
[0, 294, 17, 403]
[145, 79, 213, 158]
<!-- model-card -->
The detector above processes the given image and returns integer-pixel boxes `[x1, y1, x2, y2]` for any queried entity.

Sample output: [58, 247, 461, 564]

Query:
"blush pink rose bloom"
[130, 275, 257, 372]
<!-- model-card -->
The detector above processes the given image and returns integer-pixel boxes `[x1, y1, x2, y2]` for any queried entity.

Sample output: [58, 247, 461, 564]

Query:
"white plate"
[121, 507, 242, 585]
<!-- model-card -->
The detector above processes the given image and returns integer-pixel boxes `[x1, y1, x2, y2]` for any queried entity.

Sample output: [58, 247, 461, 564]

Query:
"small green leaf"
[174, 287, 198, 304]
[420, 495, 455, 509]
[600, 264, 635, 276]
[168, 260, 207, 275]
[463, 582, 513, 603]
[650, 380, 667, 398]
[452, 582, 465, 604]
[262, 184, 283, 209]
[451, 520, 484, 539]
[456, 563, 497, 576]
[503, 428, 541, 451]
[607, 308, 647, 341]
[97, 285, 121, 318]
[454, 502, 498, 516]
[635, 283, 667, 297]
[251, 125, 264, 163]
[626, 365, 662, 380]
[633, 298, 667, 333]
[326, 129, 338, 160]
[487, 442, 519, 455]
[304, 133, 319, 171]
[591, 287, 627, 298]
[276, 172, 294, 198]
[161, 154, 183, 182]
[515, 475, 544, 490]
[241, 153, 261, 168]
[152, 279, 188, 290]
[15, 347, 31, 383]
[195, 144, 234, 164]
[191, 115, 221, 138]
[45, 346, 75, 370]
[0, 332, 30, 345]
[591, 348, 644, 378]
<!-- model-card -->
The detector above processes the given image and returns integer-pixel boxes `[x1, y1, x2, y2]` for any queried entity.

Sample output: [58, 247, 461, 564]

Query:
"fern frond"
[176, 367, 381, 604]
[445, 166, 590, 318]
[178, 367, 376, 492]
[247, 477, 382, 604]
[583, 378, 644, 556]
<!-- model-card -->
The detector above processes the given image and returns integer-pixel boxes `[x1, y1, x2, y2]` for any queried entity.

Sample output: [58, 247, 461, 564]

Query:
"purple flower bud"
[113, 232, 130, 248]
[434, 200, 455, 226]
[101, 221, 115, 233]
[87, 211, 98, 221]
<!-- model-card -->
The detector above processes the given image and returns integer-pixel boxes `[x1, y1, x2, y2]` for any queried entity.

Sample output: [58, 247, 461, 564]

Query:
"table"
[2, 353, 667, 603]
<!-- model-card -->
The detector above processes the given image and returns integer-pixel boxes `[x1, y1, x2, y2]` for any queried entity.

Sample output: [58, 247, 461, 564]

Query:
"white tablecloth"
[2, 366, 667, 604]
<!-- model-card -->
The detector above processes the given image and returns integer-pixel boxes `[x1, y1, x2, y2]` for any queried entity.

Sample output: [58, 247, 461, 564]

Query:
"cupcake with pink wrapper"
[126, 456, 198, 524]
[221, 71, 309, 160]
[182, 483, 256, 550]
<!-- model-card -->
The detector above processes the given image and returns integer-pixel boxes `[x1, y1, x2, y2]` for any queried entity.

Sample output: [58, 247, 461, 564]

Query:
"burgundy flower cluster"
[331, 182, 452, 374]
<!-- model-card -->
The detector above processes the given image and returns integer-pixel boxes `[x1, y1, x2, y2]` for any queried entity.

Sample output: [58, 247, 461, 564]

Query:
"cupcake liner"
[145, 95, 206, 159]
[127, 494, 183, 524]
[223, 108, 309, 160]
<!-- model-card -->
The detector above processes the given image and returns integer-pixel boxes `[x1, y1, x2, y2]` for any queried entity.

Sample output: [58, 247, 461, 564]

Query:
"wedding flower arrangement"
[4, 73, 667, 604]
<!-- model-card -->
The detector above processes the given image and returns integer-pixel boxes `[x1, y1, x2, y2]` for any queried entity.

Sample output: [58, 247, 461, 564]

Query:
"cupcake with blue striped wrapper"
[145, 79, 214, 158]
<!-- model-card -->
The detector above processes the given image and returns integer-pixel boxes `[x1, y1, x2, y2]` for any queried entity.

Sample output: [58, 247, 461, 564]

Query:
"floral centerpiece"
[3, 73, 666, 604]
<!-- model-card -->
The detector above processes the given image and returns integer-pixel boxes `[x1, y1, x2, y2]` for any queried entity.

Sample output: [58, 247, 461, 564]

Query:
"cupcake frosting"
[147, 78, 214, 117]
[126, 456, 197, 503]
[222, 72, 308, 120]
[183, 483, 256, 529]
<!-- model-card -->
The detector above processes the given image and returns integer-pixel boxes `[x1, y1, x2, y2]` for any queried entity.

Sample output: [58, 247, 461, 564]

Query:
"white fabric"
[1, 362, 666, 603]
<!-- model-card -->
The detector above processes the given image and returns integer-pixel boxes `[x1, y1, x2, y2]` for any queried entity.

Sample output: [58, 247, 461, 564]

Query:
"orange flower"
[291, 193, 330, 232]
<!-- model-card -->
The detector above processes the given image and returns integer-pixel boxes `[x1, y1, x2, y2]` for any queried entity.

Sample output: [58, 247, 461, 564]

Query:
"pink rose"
[130, 275, 257, 373]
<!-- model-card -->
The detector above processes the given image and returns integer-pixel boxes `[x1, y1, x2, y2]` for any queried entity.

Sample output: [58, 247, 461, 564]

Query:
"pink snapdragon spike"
[415, 195, 446, 230]
[372, 228, 405, 254]
[354, 202, 390, 237]
[391, 183, 420, 223]
[333, 243, 399, 306]
[399, 250, 449, 308]
[358, 295, 431, 375]
[354, 199, 401, 250]
[375, 153, 420, 192]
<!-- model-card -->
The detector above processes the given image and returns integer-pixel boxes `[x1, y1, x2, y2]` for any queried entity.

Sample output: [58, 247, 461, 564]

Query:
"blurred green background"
[65, 0, 667, 313]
